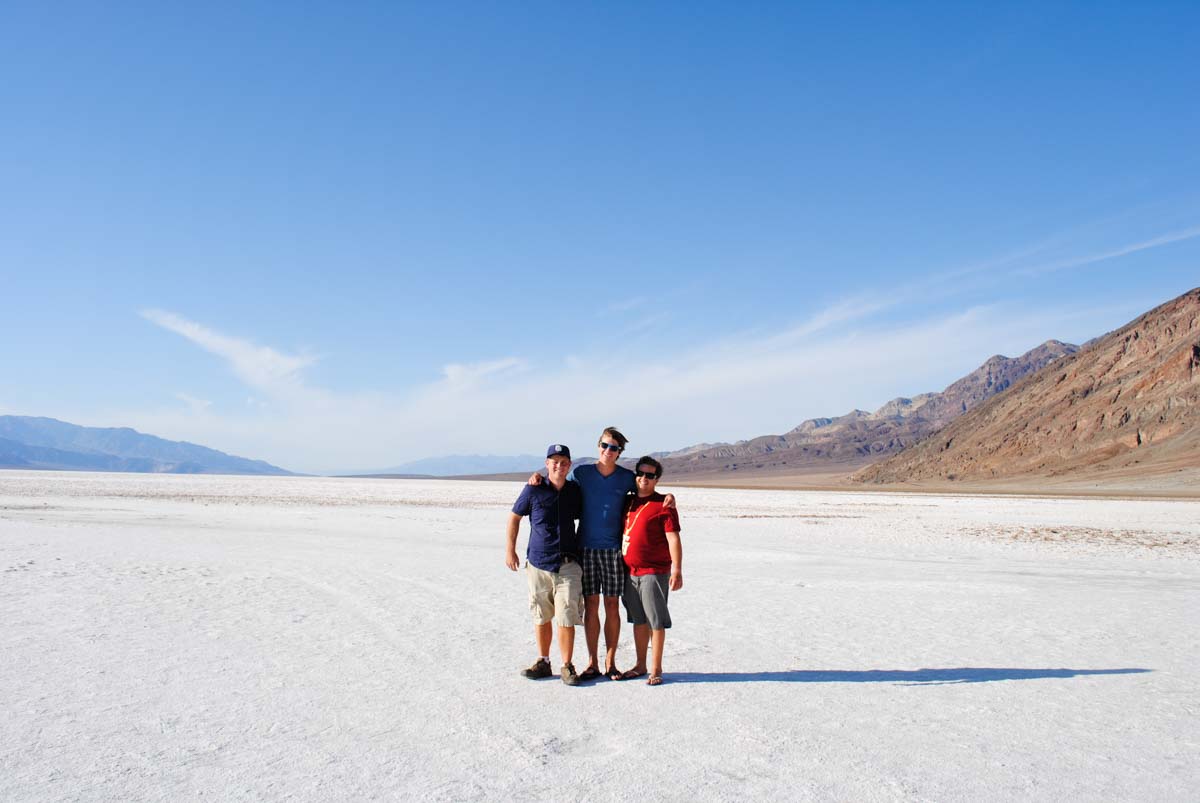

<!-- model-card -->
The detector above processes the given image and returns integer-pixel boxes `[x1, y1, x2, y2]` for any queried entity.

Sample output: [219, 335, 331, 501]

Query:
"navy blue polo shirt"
[512, 479, 583, 572]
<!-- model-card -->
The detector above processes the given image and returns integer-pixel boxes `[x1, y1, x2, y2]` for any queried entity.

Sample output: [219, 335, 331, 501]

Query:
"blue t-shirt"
[512, 480, 582, 572]
[568, 463, 636, 550]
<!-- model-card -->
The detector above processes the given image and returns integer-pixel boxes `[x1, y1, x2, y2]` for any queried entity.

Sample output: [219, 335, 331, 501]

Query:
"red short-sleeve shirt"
[621, 492, 681, 576]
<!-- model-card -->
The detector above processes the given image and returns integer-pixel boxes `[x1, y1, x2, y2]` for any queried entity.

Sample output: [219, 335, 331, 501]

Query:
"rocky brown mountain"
[854, 288, 1200, 485]
[660, 340, 1079, 478]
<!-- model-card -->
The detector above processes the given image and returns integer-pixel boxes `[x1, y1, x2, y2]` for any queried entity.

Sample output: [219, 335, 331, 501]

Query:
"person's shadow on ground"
[665, 667, 1151, 685]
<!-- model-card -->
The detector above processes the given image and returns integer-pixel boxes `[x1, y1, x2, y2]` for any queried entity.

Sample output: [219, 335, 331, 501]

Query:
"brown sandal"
[647, 675, 663, 686]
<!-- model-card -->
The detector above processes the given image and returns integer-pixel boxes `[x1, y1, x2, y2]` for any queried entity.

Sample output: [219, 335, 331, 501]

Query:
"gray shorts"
[623, 572, 672, 630]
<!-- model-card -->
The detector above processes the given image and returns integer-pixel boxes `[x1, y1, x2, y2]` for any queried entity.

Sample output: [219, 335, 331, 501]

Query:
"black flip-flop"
[605, 666, 624, 681]
[619, 668, 648, 681]
[577, 665, 602, 682]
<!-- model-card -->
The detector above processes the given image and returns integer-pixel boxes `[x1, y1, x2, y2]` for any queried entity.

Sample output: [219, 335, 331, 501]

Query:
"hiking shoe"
[560, 662, 582, 686]
[521, 658, 552, 680]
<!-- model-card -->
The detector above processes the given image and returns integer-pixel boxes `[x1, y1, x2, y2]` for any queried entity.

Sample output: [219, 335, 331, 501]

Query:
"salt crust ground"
[2, 470, 1197, 802]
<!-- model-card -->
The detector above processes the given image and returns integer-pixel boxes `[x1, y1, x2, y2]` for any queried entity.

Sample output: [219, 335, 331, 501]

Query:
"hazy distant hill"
[341, 454, 546, 477]
[855, 288, 1200, 485]
[658, 340, 1079, 477]
[0, 416, 292, 475]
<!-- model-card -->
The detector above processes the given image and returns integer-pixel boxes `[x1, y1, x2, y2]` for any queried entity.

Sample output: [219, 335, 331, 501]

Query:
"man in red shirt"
[619, 455, 683, 686]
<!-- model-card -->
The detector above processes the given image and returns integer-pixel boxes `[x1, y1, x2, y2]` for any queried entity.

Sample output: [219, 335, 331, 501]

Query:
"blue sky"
[3, 2, 1198, 473]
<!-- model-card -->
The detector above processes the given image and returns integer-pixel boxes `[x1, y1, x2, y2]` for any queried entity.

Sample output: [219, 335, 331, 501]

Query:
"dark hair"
[600, 427, 629, 449]
[634, 455, 663, 478]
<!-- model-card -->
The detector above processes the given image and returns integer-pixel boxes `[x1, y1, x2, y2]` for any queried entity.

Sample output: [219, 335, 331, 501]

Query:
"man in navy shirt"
[506, 444, 585, 686]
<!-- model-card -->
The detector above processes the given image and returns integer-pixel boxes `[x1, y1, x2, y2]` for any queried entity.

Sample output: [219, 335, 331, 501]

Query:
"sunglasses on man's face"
[598, 441, 623, 453]
[635, 470, 659, 479]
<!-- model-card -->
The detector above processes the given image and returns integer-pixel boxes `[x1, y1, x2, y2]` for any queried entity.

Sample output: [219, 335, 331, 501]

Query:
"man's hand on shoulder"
[663, 493, 676, 509]
[528, 472, 543, 486]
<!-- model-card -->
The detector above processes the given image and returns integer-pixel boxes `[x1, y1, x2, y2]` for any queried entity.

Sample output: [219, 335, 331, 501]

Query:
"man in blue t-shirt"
[506, 444, 585, 686]
[529, 426, 673, 681]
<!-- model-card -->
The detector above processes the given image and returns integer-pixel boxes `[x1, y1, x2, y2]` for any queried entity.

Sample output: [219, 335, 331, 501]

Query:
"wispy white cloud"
[442, 357, 526, 384]
[798, 216, 1200, 334]
[141, 309, 315, 396]
[122, 297, 1132, 474]
[174, 392, 212, 414]
[778, 295, 899, 340]
[1014, 224, 1200, 276]
[602, 296, 647, 315]
[937, 236, 1064, 282]
[619, 313, 669, 336]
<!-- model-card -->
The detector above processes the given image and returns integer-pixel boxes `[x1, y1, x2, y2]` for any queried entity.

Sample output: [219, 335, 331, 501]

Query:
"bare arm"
[666, 531, 683, 590]
[505, 513, 523, 571]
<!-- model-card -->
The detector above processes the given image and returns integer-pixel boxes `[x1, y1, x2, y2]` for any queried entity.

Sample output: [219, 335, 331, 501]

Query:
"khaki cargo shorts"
[526, 559, 583, 628]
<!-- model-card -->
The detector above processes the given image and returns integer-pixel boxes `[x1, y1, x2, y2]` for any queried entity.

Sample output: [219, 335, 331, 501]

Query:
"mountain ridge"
[854, 288, 1200, 485]
[656, 339, 1079, 477]
[0, 416, 292, 475]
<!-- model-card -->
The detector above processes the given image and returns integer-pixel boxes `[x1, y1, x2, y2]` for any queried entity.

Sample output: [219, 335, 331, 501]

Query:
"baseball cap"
[546, 444, 571, 459]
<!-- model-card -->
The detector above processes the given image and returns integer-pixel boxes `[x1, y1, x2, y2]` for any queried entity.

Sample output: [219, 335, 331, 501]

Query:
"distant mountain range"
[0, 417, 292, 475]
[855, 287, 1200, 485]
[654, 339, 1080, 478]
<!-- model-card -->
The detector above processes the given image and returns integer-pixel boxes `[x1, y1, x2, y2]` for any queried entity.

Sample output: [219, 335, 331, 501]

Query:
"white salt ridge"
[1, 471, 1197, 801]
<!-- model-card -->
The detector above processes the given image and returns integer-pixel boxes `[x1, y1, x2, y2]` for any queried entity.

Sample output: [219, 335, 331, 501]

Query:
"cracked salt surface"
[1, 470, 1197, 801]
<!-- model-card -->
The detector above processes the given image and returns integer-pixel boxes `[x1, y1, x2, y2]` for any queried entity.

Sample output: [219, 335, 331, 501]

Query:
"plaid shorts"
[581, 548, 626, 598]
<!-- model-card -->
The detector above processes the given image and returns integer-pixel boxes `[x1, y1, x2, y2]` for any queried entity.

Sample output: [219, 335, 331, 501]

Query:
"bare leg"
[557, 625, 575, 666]
[583, 594, 601, 670]
[534, 621, 552, 659]
[603, 596, 621, 671]
[631, 623, 650, 673]
[650, 628, 666, 677]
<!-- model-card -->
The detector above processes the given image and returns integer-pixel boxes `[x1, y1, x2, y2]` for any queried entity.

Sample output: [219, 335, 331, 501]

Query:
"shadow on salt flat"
[665, 667, 1152, 685]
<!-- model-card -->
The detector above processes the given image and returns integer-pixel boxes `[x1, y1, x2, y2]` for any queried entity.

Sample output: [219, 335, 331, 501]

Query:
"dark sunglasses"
[635, 470, 659, 479]
[598, 441, 623, 453]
